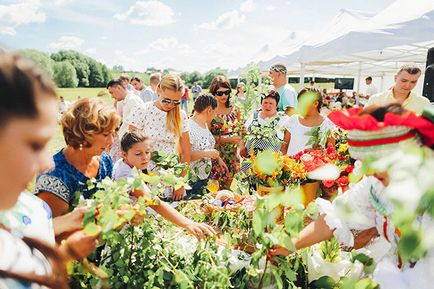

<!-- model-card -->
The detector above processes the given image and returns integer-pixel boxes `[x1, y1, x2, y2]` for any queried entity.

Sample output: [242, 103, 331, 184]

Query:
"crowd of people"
[1, 49, 433, 288]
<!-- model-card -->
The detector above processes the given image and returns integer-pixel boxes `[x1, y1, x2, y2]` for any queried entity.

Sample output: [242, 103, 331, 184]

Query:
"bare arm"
[173, 131, 191, 200]
[179, 131, 191, 164]
[293, 214, 334, 250]
[37, 192, 69, 218]
[280, 130, 291, 155]
[269, 214, 334, 256]
[190, 149, 219, 162]
[135, 185, 216, 238]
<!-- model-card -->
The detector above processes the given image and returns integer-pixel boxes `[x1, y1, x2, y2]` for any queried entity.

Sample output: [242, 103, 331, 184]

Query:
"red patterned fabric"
[328, 108, 434, 147]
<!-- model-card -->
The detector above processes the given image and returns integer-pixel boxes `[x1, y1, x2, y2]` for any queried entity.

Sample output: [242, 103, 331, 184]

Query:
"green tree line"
[19, 49, 112, 88]
[19, 49, 231, 89]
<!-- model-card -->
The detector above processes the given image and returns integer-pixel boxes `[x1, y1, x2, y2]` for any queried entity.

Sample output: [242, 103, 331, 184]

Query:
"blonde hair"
[61, 98, 121, 149]
[158, 74, 184, 137]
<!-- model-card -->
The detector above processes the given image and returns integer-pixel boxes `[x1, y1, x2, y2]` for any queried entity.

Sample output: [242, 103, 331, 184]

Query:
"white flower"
[307, 164, 340, 181]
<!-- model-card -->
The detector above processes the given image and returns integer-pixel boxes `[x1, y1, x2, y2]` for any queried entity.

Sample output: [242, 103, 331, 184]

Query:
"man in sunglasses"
[269, 63, 298, 115]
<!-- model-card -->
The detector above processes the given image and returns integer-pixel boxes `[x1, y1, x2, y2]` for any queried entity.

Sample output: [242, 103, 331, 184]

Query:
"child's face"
[122, 140, 152, 170]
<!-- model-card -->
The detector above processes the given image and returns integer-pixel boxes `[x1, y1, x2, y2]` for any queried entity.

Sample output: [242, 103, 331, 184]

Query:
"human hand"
[173, 187, 186, 201]
[268, 244, 292, 256]
[62, 228, 100, 261]
[53, 206, 87, 236]
[217, 157, 229, 173]
[206, 149, 220, 159]
[184, 222, 216, 240]
[354, 227, 379, 249]
[230, 135, 243, 145]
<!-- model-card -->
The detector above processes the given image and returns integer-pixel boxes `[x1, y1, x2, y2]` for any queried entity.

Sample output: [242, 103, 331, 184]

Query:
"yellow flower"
[338, 143, 348, 154]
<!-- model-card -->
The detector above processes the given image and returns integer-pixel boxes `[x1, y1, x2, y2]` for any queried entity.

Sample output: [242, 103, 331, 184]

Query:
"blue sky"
[0, 0, 395, 72]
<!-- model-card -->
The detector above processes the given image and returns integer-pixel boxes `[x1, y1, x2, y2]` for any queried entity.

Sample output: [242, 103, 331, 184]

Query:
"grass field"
[57, 87, 111, 103]
[50, 87, 111, 153]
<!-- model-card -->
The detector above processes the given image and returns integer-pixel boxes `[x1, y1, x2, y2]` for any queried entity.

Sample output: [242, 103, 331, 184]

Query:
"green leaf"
[83, 223, 99, 237]
[354, 278, 379, 289]
[398, 231, 426, 262]
[310, 275, 336, 289]
[284, 209, 304, 236]
[82, 205, 96, 227]
[256, 150, 279, 175]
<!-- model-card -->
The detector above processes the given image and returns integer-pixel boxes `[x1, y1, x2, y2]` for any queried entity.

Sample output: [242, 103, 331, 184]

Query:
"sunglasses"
[161, 98, 181, 105]
[269, 66, 287, 74]
[215, 90, 231, 96]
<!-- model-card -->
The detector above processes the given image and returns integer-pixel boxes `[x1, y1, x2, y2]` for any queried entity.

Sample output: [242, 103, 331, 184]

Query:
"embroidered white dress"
[315, 175, 434, 288]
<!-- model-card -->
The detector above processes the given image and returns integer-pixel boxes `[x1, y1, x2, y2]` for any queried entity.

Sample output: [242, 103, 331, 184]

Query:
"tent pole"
[380, 72, 385, 91]
[356, 61, 362, 93]
[300, 62, 305, 88]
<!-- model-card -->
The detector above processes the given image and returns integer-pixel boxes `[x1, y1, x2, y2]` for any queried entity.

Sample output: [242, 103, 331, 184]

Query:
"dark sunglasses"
[269, 65, 287, 74]
[161, 98, 181, 105]
[215, 90, 231, 96]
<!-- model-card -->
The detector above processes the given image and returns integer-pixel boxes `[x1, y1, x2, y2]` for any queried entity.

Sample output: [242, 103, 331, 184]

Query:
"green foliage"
[19, 49, 55, 77]
[180, 71, 203, 87]
[319, 238, 340, 263]
[202, 68, 228, 89]
[53, 61, 79, 88]
[51, 50, 111, 87]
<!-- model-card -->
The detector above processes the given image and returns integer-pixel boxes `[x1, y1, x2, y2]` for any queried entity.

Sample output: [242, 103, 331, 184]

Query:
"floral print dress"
[210, 108, 242, 189]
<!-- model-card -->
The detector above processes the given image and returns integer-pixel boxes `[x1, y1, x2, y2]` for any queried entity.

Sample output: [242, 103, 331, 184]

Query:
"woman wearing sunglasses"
[209, 76, 244, 189]
[126, 74, 191, 201]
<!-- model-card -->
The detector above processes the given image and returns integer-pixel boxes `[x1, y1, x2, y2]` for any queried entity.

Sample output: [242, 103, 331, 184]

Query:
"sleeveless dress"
[210, 108, 241, 189]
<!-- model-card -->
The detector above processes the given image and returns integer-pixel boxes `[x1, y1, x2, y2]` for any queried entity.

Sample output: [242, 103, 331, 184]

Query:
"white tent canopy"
[230, 0, 434, 94]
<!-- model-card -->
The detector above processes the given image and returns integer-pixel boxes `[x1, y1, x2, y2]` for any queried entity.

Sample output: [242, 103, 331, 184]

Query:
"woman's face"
[261, 97, 278, 117]
[122, 140, 152, 170]
[86, 129, 115, 156]
[157, 88, 182, 112]
[214, 87, 231, 105]
[0, 95, 57, 211]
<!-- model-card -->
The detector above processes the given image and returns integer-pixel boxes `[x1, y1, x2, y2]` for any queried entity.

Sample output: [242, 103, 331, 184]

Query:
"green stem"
[257, 256, 269, 289]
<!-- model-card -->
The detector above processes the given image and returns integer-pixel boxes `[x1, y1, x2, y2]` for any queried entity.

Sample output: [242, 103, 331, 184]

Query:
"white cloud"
[240, 0, 255, 13]
[198, 10, 245, 30]
[114, 0, 174, 26]
[135, 37, 193, 55]
[0, 26, 16, 36]
[54, 0, 74, 6]
[84, 47, 97, 54]
[0, 0, 46, 35]
[266, 5, 276, 11]
[49, 36, 84, 50]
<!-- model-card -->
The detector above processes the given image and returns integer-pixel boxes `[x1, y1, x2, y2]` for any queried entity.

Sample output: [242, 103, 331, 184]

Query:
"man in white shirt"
[365, 76, 378, 97]
[107, 78, 144, 138]
[268, 63, 298, 115]
[58, 96, 71, 114]
[142, 73, 161, 103]
[366, 65, 431, 114]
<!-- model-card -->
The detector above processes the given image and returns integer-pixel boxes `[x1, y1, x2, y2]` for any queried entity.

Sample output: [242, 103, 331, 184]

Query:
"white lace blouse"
[125, 102, 188, 171]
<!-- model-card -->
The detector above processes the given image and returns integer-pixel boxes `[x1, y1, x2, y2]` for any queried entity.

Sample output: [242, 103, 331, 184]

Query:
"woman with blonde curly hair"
[35, 98, 120, 217]
[126, 74, 191, 201]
